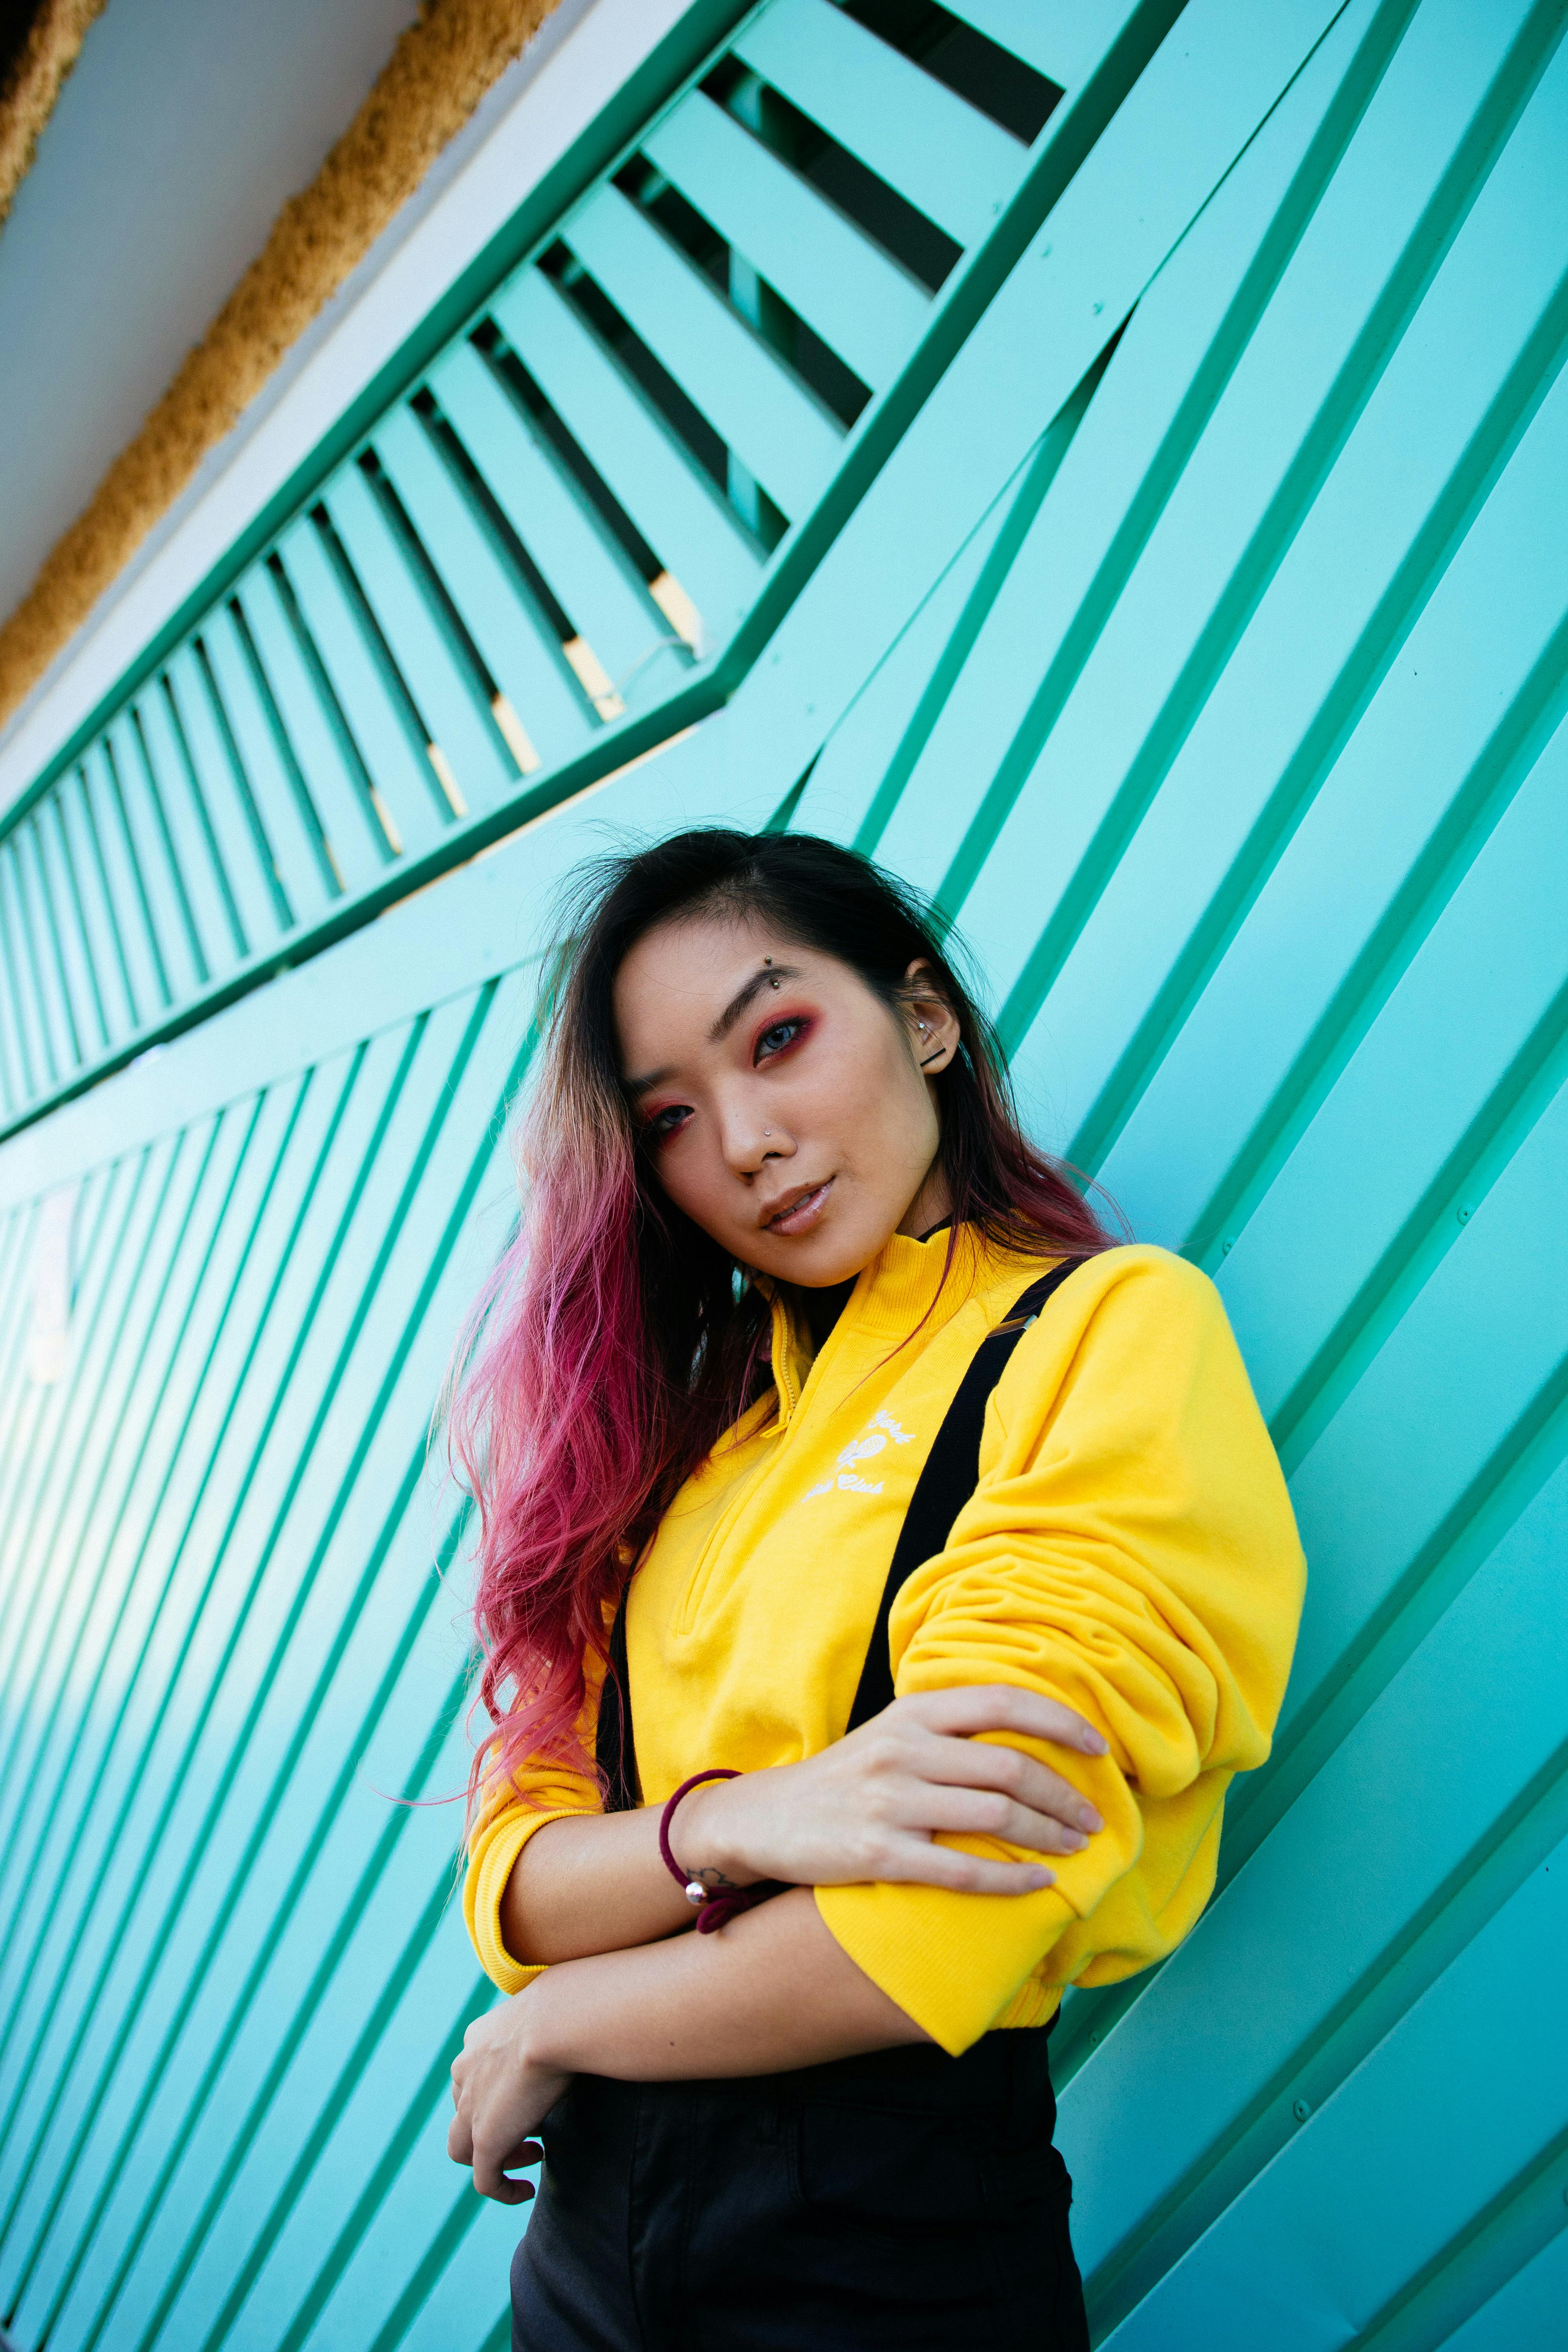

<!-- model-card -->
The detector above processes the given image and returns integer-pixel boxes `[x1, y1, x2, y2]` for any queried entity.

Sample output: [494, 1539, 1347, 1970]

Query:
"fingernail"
[1065, 1831, 1088, 1851]
[1081, 1811, 1103, 1833]
[1085, 1731, 1108, 1755]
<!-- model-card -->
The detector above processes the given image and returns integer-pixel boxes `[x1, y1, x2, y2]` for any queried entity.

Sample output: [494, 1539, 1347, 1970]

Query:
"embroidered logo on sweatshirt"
[802, 1409, 915, 1501]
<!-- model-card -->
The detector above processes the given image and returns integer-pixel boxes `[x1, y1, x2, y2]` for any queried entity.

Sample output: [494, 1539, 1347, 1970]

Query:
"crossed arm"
[448, 1687, 1107, 2202]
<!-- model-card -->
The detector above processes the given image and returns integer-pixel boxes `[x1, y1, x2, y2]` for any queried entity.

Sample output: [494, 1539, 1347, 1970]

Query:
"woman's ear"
[902, 960, 961, 1075]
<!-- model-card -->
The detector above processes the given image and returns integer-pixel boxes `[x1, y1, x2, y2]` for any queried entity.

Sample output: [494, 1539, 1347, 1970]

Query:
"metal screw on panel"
[1292, 2097, 1311, 2123]
[1222, 1237, 1236, 1254]
[1457, 1204, 1473, 1222]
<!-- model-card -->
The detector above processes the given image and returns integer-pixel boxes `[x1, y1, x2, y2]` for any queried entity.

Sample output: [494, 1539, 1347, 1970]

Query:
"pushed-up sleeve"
[815, 1247, 1305, 2056]
[463, 1669, 604, 1995]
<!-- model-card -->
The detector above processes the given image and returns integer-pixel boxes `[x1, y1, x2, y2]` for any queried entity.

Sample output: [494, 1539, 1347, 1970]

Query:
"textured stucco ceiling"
[0, 0, 420, 625]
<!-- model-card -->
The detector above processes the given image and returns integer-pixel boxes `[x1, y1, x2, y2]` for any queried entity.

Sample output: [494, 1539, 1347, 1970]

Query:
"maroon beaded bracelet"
[659, 1769, 786, 1935]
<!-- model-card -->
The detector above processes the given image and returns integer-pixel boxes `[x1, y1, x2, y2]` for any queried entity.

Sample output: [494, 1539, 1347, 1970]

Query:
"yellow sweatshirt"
[465, 1228, 1305, 2056]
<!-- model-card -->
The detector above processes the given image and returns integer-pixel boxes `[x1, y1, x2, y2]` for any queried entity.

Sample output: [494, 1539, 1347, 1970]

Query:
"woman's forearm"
[526, 1887, 929, 2078]
[502, 1806, 692, 1962]
[501, 1778, 760, 1964]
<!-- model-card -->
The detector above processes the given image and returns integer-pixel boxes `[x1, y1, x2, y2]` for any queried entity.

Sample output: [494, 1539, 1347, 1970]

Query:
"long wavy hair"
[450, 829, 1115, 1816]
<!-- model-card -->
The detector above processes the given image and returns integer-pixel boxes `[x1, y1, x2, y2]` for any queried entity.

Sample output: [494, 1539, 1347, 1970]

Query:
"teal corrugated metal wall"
[2, 0, 1566, 2344]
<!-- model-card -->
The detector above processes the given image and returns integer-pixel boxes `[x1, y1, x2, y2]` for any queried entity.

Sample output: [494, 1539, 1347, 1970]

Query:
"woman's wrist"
[666, 1774, 764, 1891]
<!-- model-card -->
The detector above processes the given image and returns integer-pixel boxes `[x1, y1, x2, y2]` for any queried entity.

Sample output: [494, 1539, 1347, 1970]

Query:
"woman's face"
[612, 911, 961, 1287]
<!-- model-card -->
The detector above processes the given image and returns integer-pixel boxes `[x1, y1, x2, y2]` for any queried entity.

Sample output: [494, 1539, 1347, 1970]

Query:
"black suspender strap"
[597, 1571, 640, 1815]
[844, 1257, 1086, 1731]
[596, 1256, 1087, 1810]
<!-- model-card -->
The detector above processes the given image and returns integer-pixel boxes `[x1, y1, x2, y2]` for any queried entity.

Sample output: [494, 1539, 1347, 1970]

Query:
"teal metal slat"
[1443, 2223, 1568, 2351]
[424, 339, 688, 707]
[563, 180, 846, 521]
[51, 1003, 504, 2352]
[32, 801, 108, 1060]
[319, 463, 519, 811]
[119, 708, 214, 992]
[270, 519, 453, 858]
[163, 642, 291, 945]
[236, 563, 398, 887]
[87, 733, 176, 1017]
[641, 89, 931, 390]
[0, 1169, 123, 1684]
[489, 268, 762, 640]
[101, 715, 205, 1006]
[371, 401, 593, 757]
[1220, 721, 1568, 1456]
[1104, 423, 1568, 1283]
[12, 822, 83, 1075]
[788, 452, 1047, 842]
[131, 685, 246, 978]
[0, 1055, 407, 2338]
[5, 1085, 340, 2352]
[51, 770, 138, 1045]
[956, 0, 1556, 1026]
[941, 0, 1120, 89]
[1014, 5, 1568, 1183]
[1275, 1082, 1568, 1739]
[0, 907, 31, 1109]
[1102, 1835, 1568, 2348]
[200, 605, 341, 914]
[732, 0, 1028, 250]
[0, 839, 61, 1088]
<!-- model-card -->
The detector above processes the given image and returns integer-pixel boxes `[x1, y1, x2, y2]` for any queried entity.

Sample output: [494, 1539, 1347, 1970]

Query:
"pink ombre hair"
[450, 830, 1116, 1819]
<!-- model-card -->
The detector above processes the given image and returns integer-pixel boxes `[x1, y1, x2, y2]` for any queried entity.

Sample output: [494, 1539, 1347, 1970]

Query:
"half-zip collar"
[764, 1223, 1011, 1428]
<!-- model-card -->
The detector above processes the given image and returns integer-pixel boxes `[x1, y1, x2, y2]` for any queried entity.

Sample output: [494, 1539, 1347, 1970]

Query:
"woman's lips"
[764, 1179, 833, 1236]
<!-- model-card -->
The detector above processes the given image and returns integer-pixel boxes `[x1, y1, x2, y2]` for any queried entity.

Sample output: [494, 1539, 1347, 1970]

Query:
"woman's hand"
[676, 1684, 1108, 1898]
[448, 1995, 566, 2204]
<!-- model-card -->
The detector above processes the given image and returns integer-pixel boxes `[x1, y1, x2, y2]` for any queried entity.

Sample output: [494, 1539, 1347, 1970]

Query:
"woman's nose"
[722, 1103, 792, 1175]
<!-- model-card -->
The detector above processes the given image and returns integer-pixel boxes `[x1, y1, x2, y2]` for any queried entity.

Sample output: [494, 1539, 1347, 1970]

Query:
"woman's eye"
[755, 1018, 806, 1063]
[645, 1104, 691, 1143]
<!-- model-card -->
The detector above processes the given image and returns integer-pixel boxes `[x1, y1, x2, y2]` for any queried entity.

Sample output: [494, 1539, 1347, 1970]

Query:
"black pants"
[511, 2029, 1089, 2351]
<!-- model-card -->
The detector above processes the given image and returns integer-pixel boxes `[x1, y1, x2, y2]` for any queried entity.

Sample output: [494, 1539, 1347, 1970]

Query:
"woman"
[447, 829, 1304, 2350]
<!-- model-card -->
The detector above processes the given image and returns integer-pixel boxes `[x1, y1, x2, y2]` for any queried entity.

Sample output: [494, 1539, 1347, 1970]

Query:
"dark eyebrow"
[623, 963, 805, 1096]
[708, 963, 802, 1044]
